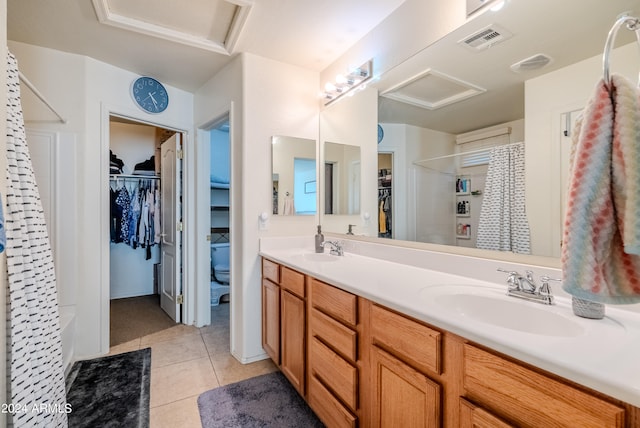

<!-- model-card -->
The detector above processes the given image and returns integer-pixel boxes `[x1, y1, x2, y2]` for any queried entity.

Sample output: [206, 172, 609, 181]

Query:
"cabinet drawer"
[308, 375, 357, 428]
[262, 258, 280, 284]
[463, 344, 625, 427]
[280, 266, 305, 298]
[311, 278, 357, 327]
[459, 398, 514, 428]
[310, 337, 358, 411]
[310, 307, 357, 362]
[371, 304, 442, 375]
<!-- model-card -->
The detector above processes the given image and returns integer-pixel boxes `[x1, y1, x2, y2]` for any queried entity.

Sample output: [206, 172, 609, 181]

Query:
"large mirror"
[320, 0, 639, 264]
[271, 136, 317, 216]
[323, 142, 361, 215]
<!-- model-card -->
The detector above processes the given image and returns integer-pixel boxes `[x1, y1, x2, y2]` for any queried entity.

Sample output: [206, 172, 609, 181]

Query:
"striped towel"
[562, 73, 640, 304]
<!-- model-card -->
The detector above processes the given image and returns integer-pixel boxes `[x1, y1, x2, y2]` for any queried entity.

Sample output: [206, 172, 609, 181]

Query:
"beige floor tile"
[150, 333, 209, 369]
[151, 357, 219, 408]
[201, 331, 230, 357]
[107, 338, 141, 356]
[141, 324, 200, 346]
[210, 354, 278, 386]
[150, 395, 202, 428]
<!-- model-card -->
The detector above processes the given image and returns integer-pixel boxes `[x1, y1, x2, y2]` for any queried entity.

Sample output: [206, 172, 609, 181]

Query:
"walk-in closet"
[109, 116, 178, 346]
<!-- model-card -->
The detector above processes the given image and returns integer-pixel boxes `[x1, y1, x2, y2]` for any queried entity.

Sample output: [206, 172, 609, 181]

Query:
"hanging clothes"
[378, 188, 392, 237]
[115, 185, 131, 243]
[109, 178, 160, 255]
[5, 51, 68, 428]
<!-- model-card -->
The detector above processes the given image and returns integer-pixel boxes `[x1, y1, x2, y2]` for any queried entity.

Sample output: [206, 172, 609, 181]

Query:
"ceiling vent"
[510, 54, 554, 72]
[458, 24, 512, 51]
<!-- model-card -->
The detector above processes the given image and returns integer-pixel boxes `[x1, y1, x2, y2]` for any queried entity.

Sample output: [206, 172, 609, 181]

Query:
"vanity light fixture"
[323, 60, 373, 105]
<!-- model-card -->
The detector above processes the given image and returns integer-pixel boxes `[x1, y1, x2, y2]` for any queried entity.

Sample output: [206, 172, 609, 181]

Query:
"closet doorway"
[109, 116, 184, 346]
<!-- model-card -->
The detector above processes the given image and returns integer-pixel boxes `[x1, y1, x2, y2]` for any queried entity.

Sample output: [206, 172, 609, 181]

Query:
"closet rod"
[110, 174, 160, 180]
[414, 141, 522, 165]
[18, 71, 67, 124]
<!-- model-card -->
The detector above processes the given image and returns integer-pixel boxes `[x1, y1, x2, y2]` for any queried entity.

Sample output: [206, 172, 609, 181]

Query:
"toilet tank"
[210, 242, 230, 269]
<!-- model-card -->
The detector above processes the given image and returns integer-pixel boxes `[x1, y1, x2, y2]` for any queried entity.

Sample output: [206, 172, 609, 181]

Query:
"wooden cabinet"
[261, 259, 306, 395]
[459, 398, 514, 428]
[261, 257, 640, 427]
[371, 346, 441, 428]
[280, 267, 307, 396]
[462, 344, 626, 427]
[261, 277, 280, 363]
[308, 278, 361, 427]
[369, 303, 443, 427]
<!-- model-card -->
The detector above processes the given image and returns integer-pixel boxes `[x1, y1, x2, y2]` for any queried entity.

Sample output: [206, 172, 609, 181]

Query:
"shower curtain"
[5, 53, 68, 427]
[476, 142, 530, 254]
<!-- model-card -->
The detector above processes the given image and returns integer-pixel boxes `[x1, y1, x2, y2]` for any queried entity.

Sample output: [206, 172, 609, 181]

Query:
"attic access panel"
[380, 69, 486, 110]
[93, 0, 252, 54]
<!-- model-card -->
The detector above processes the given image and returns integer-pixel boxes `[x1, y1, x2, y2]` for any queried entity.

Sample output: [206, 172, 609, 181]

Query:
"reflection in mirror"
[355, 0, 639, 262]
[271, 135, 316, 216]
[324, 142, 361, 215]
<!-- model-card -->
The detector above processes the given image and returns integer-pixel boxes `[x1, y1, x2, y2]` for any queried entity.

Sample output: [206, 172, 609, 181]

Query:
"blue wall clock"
[131, 76, 169, 114]
[378, 124, 384, 144]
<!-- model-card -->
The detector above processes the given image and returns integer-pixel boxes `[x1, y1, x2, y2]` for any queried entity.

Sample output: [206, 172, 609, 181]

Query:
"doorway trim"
[99, 102, 192, 354]
[195, 104, 236, 349]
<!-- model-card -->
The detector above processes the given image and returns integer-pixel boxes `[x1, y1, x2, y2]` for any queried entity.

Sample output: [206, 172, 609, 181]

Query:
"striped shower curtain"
[476, 142, 531, 254]
[5, 52, 68, 427]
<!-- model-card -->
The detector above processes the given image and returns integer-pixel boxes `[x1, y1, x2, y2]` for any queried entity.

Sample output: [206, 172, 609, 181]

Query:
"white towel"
[283, 197, 295, 215]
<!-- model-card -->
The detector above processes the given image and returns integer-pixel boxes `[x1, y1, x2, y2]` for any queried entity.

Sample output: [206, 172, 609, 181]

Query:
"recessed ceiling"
[8, 0, 407, 92]
[92, 0, 252, 54]
[381, 69, 486, 110]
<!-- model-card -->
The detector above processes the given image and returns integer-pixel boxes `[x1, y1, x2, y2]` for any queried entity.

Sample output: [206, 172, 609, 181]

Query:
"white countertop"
[259, 239, 640, 407]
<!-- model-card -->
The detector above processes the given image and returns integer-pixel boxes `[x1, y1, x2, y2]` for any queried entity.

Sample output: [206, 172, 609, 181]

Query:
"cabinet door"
[281, 290, 305, 395]
[371, 346, 441, 428]
[459, 398, 514, 428]
[262, 279, 280, 364]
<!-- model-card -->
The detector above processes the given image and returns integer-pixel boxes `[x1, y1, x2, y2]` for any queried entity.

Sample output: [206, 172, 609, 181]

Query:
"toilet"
[210, 242, 230, 306]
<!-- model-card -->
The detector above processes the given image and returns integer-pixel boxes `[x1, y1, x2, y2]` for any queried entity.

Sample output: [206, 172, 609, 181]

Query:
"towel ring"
[602, 15, 640, 91]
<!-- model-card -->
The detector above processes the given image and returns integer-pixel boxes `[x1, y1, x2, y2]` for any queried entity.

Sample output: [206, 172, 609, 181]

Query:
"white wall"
[194, 53, 319, 362]
[525, 42, 638, 258]
[9, 41, 194, 358]
[320, 0, 467, 90]
[210, 128, 230, 182]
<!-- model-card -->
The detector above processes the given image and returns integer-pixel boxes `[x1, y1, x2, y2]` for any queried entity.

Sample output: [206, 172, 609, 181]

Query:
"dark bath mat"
[66, 348, 151, 428]
[198, 371, 324, 428]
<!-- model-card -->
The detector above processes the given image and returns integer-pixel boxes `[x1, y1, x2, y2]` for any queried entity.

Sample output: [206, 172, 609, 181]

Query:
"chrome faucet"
[497, 268, 561, 305]
[322, 240, 344, 256]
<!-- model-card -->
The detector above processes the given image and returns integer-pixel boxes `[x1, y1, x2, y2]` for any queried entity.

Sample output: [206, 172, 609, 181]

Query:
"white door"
[160, 133, 182, 322]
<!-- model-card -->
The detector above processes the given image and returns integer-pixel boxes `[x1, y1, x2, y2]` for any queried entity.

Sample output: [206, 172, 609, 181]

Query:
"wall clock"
[378, 124, 384, 144]
[131, 76, 169, 114]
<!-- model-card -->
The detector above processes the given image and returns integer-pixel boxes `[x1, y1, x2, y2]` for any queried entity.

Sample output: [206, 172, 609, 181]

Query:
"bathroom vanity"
[260, 237, 640, 427]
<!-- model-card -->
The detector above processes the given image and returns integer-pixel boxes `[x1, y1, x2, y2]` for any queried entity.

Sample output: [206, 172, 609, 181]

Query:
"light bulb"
[335, 74, 347, 84]
[324, 82, 336, 92]
[490, 1, 504, 11]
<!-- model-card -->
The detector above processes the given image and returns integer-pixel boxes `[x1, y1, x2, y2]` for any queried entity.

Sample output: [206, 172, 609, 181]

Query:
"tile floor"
[108, 302, 278, 428]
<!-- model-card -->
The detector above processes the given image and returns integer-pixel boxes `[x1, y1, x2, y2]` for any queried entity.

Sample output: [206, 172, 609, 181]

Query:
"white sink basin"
[419, 285, 585, 337]
[297, 252, 341, 263]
